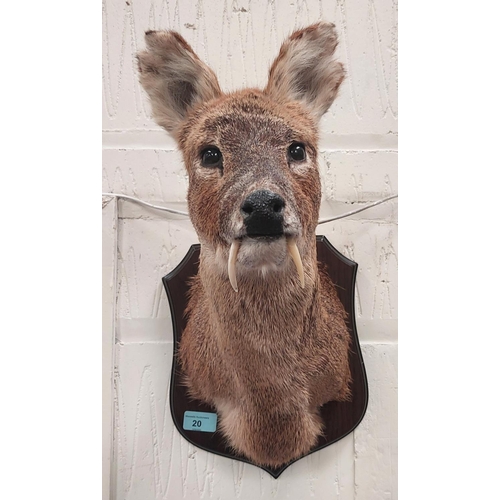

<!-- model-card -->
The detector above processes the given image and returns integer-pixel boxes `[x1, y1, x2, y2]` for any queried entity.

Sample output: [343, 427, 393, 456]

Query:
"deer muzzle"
[226, 190, 304, 292]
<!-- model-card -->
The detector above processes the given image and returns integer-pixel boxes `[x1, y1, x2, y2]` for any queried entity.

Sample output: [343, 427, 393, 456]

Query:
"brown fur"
[137, 22, 351, 468]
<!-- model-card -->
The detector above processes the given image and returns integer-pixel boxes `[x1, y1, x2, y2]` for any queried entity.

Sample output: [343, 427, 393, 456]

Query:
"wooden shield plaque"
[162, 235, 369, 478]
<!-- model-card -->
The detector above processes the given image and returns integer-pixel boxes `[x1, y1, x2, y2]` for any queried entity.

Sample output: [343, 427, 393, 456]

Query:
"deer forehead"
[179, 91, 319, 160]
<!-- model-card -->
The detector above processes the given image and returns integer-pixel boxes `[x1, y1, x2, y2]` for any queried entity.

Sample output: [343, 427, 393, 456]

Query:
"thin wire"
[317, 194, 398, 224]
[102, 192, 189, 216]
[102, 192, 398, 222]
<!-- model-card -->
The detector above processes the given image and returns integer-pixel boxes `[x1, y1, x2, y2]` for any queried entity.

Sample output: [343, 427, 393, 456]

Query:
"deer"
[137, 22, 352, 468]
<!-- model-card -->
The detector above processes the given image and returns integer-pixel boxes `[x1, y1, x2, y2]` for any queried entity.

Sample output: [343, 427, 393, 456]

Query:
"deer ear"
[137, 31, 222, 137]
[264, 22, 345, 120]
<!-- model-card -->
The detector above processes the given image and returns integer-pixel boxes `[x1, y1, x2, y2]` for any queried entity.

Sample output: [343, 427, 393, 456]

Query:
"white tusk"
[287, 238, 305, 288]
[228, 240, 241, 292]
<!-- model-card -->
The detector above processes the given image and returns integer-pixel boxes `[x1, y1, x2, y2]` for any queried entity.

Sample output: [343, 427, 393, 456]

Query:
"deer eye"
[200, 147, 223, 168]
[288, 142, 306, 162]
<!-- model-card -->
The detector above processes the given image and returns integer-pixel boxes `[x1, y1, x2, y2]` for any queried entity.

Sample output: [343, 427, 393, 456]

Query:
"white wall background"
[102, 1, 398, 499]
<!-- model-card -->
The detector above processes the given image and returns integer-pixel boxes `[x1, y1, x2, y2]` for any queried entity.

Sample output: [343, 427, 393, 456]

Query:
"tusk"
[287, 238, 305, 288]
[228, 240, 241, 292]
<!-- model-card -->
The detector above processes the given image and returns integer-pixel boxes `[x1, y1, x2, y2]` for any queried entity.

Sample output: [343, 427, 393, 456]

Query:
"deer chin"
[228, 235, 304, 292]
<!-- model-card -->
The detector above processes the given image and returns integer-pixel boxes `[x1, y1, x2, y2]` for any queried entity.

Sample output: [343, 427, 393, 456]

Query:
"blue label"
[183, 411, 218, 433]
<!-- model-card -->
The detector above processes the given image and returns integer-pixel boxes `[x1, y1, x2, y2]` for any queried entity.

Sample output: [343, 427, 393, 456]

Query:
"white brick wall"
[102, 1, 398, 498]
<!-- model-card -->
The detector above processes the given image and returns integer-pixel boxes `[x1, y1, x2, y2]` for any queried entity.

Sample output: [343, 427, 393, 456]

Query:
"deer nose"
[240, 190, 285, 237]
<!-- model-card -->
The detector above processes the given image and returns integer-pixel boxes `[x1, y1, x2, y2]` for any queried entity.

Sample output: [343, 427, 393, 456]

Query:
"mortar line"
[102, 130, 398, 151]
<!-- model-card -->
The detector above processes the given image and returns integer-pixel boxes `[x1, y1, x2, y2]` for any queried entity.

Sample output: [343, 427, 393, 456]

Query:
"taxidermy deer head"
[137, 22, 351, 468]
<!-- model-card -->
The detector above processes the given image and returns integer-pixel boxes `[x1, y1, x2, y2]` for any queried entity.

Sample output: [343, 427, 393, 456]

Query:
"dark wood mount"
[162, 235, 369, 478]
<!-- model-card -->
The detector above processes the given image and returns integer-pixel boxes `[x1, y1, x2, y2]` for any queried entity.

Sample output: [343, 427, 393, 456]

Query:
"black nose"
[240, 190, 285, 237]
